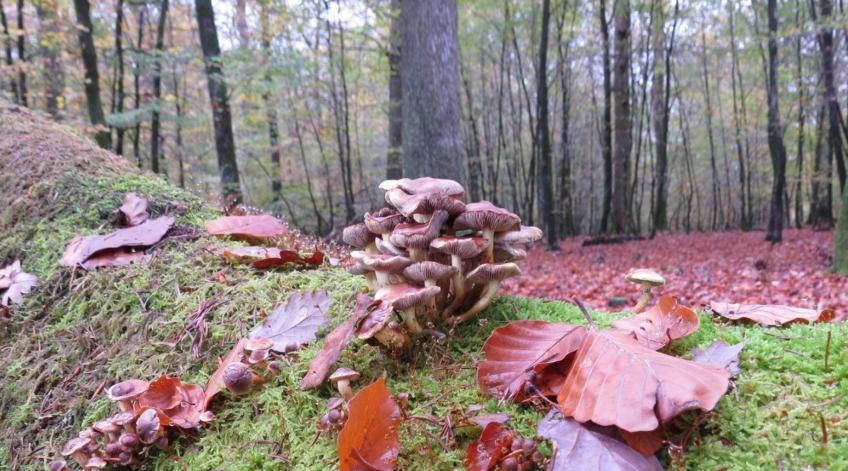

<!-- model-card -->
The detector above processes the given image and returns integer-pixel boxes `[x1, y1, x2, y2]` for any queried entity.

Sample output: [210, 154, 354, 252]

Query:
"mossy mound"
[0, 102, 845, 470]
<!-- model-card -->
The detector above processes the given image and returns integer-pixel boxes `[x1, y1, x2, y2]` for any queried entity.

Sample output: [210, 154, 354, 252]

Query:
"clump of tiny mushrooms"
[343, 177, 541, 349]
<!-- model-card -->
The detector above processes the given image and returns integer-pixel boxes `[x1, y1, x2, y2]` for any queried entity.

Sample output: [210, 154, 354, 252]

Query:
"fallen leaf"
[537, 410, 662, 471]
[691, 340, 746, 378]
[301, 294, 373, 389]
[165, 382, 206, 429]
[205, 215, 287, 242]
[338, 377, 401, 471]
[118, 192, 149, 226]
[465, 422, 514, 471]
[557, 330, 730, 432]
[0, 261, 38, 306]
[80, 248, 148, 269]
[710, 301, 833, 326]
[214, 246, 325, 268]
[251, 250, 325, 268]
[477, 320, 586, 400]
[467, 413, 510, 429]
[137, 375, 185, 411]
[59, 216, 174, 267]
[619, 428, 665, 456]
[250, 290, 331, 353]
[612, 296, 700, 349]
[0, 260, 21, 290]
[203, 338, 247, 409]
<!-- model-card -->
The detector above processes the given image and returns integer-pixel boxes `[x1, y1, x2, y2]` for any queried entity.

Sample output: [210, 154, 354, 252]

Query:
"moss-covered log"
[1, 101, 845, 470]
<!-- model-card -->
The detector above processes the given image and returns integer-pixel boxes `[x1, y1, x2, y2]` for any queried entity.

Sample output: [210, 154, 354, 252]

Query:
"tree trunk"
[386, 0, 402, 180]
[73, 0, 111, 149]
[399, 0, 464, 183]
[835, 180, 848, 273]
[0, 0, 16, 103]
[611, 0, 632, 234]
[809, 101, 833, 227]
[729, 3, 750, 229]
[794, 0, 805, 228]
[150, 0, 169, 174]
[700, 22, 722, 230]
[817, 0, 846, 191]
[764, 0, 788, 243]
[194, 0, 242, 204]
[556, 0, 575, 237]
[651, 0, 677, 235]
[113, 0, 126, 153]
[131, 5, 144, 168]
[260, 0, 282, 201]
[599, 0, 613, 233]
[35, 0, 63, 118]
[14, 0, 25, 106]
[535, 0, 556, 249]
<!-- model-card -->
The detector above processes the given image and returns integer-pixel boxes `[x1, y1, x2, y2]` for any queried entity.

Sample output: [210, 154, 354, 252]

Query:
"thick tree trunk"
[386, 0, 402, 180]
[73, 0, 111, 149]
[764, 0, 788, 243]
[536, 0, 556, 249]
[150, 0, 169, 175]
[399, 0, 464, 183]
[599, 0, 613, 233]
[194, 0, 242, 204]
[611, 0, 632, 234]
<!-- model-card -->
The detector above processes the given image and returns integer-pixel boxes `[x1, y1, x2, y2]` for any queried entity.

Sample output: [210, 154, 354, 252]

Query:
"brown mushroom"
[355, 252, 413, 287]
[454, 201, 520, 262]
[403, 261, 457, 321]
[376, 283, 440, 334]
[118, 432, 139, 450]
[93, 419, 121, 442]
[106, 379, 148, 412]
[136, 408, 162, 445]
[222, 362, 256, 395]
[430, 236, 488, 316]
[364, 208, 404, 242]
[389, 210, 448, 261]
[328, 367, 361, 400]
[342, 223, 378, 254]
[83, 456, 107, 470]
[379, 177, 465, 198]
[625, 268, 666, 313]
[449, 263, 521, 325]
[49, 460, 70, 471]
[493, 225, 543, 247]
[61, 437, 93, 467]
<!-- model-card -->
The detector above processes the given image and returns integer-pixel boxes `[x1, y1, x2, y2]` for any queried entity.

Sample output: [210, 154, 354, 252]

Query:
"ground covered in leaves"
[0, 103, 845, 470]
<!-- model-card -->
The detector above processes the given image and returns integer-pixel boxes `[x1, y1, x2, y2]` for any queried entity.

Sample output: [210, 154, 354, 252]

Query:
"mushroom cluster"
[342, 178, 541, 348]
[219, 337, 282, 395]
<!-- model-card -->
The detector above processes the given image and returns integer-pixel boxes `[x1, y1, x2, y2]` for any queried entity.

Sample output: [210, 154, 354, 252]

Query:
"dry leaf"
[710, 301, 833, 326]
[612, 296, 700, 349]
[205, 215, 287, 242]
[467, 413, 510, 429]
[465, 422, 514, 471]
[118, 192, 149, 226]
[80, 248, 148, 269]
[249, 290, 331, 353]
[691, 340, 746, 378]
[215, 246, 325, 268]
[338, 378, 401, 471]
[59, 216, 174, 267]
[203, 338, 247, 409]
[0, 261, 38, 306]
[135, 375, 206, 429]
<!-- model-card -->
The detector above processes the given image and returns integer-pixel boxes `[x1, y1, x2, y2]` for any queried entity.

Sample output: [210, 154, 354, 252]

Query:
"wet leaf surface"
[59, 216, 174, 267]
[612, 296, 700, 349]
[338, 377, 400, 471]
[691, 340, 746, 378]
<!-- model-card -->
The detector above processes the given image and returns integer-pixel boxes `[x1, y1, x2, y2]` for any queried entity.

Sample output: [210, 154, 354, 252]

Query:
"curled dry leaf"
[612, 296, 700, 350]
[692, 340, 746, 378]
[215, 246, 325, 268]
[250, 290, 331, 353]
[557, 330, 730, 433]
[0, 261, 38, 306]
[537, 410, 663, 471]
[709, 301, 834, 326]
[338, 377, 401, 471]
[205, 215, 287, 242]
[464, 422, 514, 471]
[59, 216, 174, 268]
[118, 192, 149, 226]
[301, 294, 373, 389]
[477, 320, 586, 400]
[204, 338, 247, 409]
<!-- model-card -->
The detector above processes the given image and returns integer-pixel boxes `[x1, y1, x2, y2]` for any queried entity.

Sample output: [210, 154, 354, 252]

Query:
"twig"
[824, 330, 832, 371]
[573, 298, 597, 329]
[818, 413, 828, 444]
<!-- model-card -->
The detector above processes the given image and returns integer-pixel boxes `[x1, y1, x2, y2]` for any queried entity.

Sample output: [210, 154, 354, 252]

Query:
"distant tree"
[260, 0, 282, 201]
[535, 0, 556, 249]
[194, 0, 242, 204]
[386, 0, 402, 180]
[112, 0, 126, 152]
[14, 0, 25, 106]
[0, 0, 17, 103]
[73, 0, 111, 149]
[150, 0, 169, 174]
[610, 0, 632, 234]
[598, 0, 613, 233]
[35, 0, 64, 118]
[763, 0, 788, 242]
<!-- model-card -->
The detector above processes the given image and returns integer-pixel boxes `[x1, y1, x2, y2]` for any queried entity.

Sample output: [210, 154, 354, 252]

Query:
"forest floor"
[503, 229, 848, 318]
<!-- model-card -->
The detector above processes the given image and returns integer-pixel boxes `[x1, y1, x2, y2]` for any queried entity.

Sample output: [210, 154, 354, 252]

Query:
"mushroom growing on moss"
[329, 367, 360, 400]
[389, 210, 448, 261]
[430, 236, 487, 316]
[342, 223, 378, 254]
[376, 283, 440, 334]
[136, 408, 163, 445]
[403, 261, 457, 322]
[106, 379, 148, 412]
[454, 201, 520, 262]
[222, 362, 256, 395]
[448, 263, 521, 325]
[61, 437, 93, 467]
[626, 268, 666, 313]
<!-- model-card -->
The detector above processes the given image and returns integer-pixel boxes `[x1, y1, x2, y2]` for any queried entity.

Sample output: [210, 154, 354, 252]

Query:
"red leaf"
[137, 375, 184, 411]
[710, 301, 834, 326]
[691, 340, 746, 378]
[203, 338, 247, 409]
[338, 378, 401, 471]
[166, 382, 206, 429]
[464, 423, 514, 471]
[612, 296, 700, 349]
[557, 330, 730, 432]
[619, 428, 665, 456]
[59, 216, 174, 267]
[250, 250, 325, 269]
[537, 410, 662, 471]
[118, 192, 149, 226]
[301, 294, 373, 389]
[249, 290, 331, 353]
[477, 320, 586, 400]
[205, 215, 287, 242]
[135, 375, 206, 428]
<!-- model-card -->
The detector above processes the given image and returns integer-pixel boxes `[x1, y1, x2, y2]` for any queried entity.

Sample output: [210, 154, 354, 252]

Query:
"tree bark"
[14, 0, 25, 106]
[0, 0, 16, 103]
[651, 0, 677, 235]
[131, 4, 144, 168]
[386, 0, 402, 180]
[816, 0, 846, 191]
[556, 0, 575, 237]
[599, 0, 613, 233]
[73, 0, 111, 149]
[611, 0, 632, 234]
[399, 0, 464, 183]
[150, 0, 168, 174]
[113, 0, 126, 153]
[835, 179, 848, 273]
[260, 0, 282, 201]
[700, 21, 722, 230]
[35, 0, 63, 118]
[535, 0, 556, 249]
[728, 3, 750, 229]
[764, 0, 788, 243]
[194, 0, 242, 204]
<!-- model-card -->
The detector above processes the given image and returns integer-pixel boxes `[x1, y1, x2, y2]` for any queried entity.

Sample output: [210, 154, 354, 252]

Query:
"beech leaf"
[557, 330, 730, 432]
[710, 301, 834, 326]
[612, 296, 700, 350]
[477, 320, 587, 400]
[0, 261, 38, 306]
[118, 192, 149, 226]
[692, 340, 746, 378]
[338, 378, 401, 471]
[464, 422, 515, 471]
[250, 290, 331, 353]
[135, 375, 206, 429]
[215, 246, 325, 268]
[59, 216, 174, 267]
[537, 410, 662, 471]
[203, 338, 247, 409]
[79, 248, 148, 269]
[205, 215, 287, 241]
[301, 294, 373, 389]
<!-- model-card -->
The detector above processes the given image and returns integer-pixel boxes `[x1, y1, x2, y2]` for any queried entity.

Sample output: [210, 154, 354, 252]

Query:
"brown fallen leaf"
[203, 338, 247, 409]
[80, 248, 148, 269]
[205, 215, 287, 242]
[301, 294, 373, 389]
[476, 320, 587, 400]
[612, 296, 700, 350]
[118, 192, 149, 226]
[465, 422, 515, 471]
[710, 301, 834, 326]
[59, 216, 174, 268]
[537, 410, 663, 471]
[134, 375, 206, 429]
[691, 340, 746, 378]
[249, 290, 331, 353]
[214, 246, 325, 268]
[557, 330, 730, 433]
[466, 413, 510, 429]
[338, 377, 401, 471]
[0, 261, 38, 306]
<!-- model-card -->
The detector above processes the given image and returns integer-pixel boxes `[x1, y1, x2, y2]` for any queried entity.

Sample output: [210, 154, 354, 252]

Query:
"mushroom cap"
[247, 348, 269, 365]
[375, 283, 441, 310]
[379, 177, 465, 198]
[355, 300, 394, 340]
[136, 408, 162, 445]
[493, 244, 527, 263]
[465, 263, 522, 285]
[430, 236, 488, 259]
[375, 237, 408, 256]
[342, 223, 377, 249]
[357, 253, 413, 273]
[364, 208, 404, 235]
[389, 210, 448, 249]
[329, 367, 361, 383]
[110, 412, 135, 427]
[625, 268, 666, 286]
[84, 456, 107, 469]
[49, 460, 70, 471]
[494, 225, 543, 246]
[384, 188, 429, 217]
[454, 201, 520, 233]
[244, 337, 274, 352]
[61, 436, 92, 456]
[106, 379, 149, 402]
[93, 419, 121, 435]
[403, 261, 457, 282]
[118, 432, 139, 449]
[222, 362, 254, 394]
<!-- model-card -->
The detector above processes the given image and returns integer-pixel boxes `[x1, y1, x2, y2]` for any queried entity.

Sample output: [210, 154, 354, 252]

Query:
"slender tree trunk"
[700, 22, 722, 230]
[14, 0, 25, 106]
[556, 0, 575, 237]
[809, 102, 833, 227]
[131, 5, 144, 168]
[113, 0, 126, 154]
[611, 0, 632, 234]
[172, 66, 185, 189]
[462, 65, 484, 201]
[386, 0, 402, 180]
[400, 0, 464, 183]
[149, 0, 168, 174]
[599, 0, 613, 233]
[260, 0, 282, 201]
[651, 0, 678, 234]
[794, 0, 805, 228]
[835, 178, 848, 273]
[764, 0, 788, 243]
[535, 0, 556, 248]
[729, 4, 750, 229]
[816, 0, 846, 191]
[194, 0, 242, 204]
[0, 0, 16, 103]
[73, 0, 111, 149]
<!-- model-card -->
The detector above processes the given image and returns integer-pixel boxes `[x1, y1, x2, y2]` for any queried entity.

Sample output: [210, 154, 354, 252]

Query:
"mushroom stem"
[483, 229, 495, 263]
[449, 281, 500, 326]
[337, 380, 353, 401]
[365, 242, 378, 254]
[375, 270, 390, 287]
[423, 279, 439, 322]
[364, 272, 377, 290]
[409, 247, 424, 262]
[442, 255, 467, 319]
[633, 285, 652, 313]
[374, 324, 411, 349]
[413, 213, 431, 223]
[117, 401, 132, 413]
[399, 308, 423, 334]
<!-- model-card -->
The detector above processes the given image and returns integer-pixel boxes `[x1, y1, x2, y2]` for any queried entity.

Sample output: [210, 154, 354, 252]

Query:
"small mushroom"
[493, 225, 543, 247]
[106, 379, 148, 412]
[83, 456, 107, 470]
[93, 419, 121, 442]
[389, 210, 449, 261]
[61, 437, 92, 467]
[222, 362, 256, 395]
[449, 263, 521, 325]
[49, 461, 70, 471]
[244, 336, 274, 352]
[376, 283, 440, 334]
[364, 208, 404, 242]
[430, 236, 488, 316]
[329, 367, 361, 400]
[136, 408, 162, 445]
[342, 223, 378, 254]
[379, 177, 465, 199]
[403, 261, 457, 321]
[454, 201, 520, 262]
[118, 432, 139, 450]
[355, 252, 413, 287]
[625, 268, 666, 313]
[110, 411, 136, 434]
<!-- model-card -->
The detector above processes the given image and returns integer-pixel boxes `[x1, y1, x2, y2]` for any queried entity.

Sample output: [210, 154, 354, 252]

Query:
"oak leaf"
[136, 375, 207, 429]
[59, 216, 174, 267]
[205, 215, 287, 241]
[691, 340, 746, 378]
[250, 290, 331, 353]
[338, 377, 401, 471]
[710, 301, 833, 326]
[612, 296, 699, 349]
[464, 422, 514, 471]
